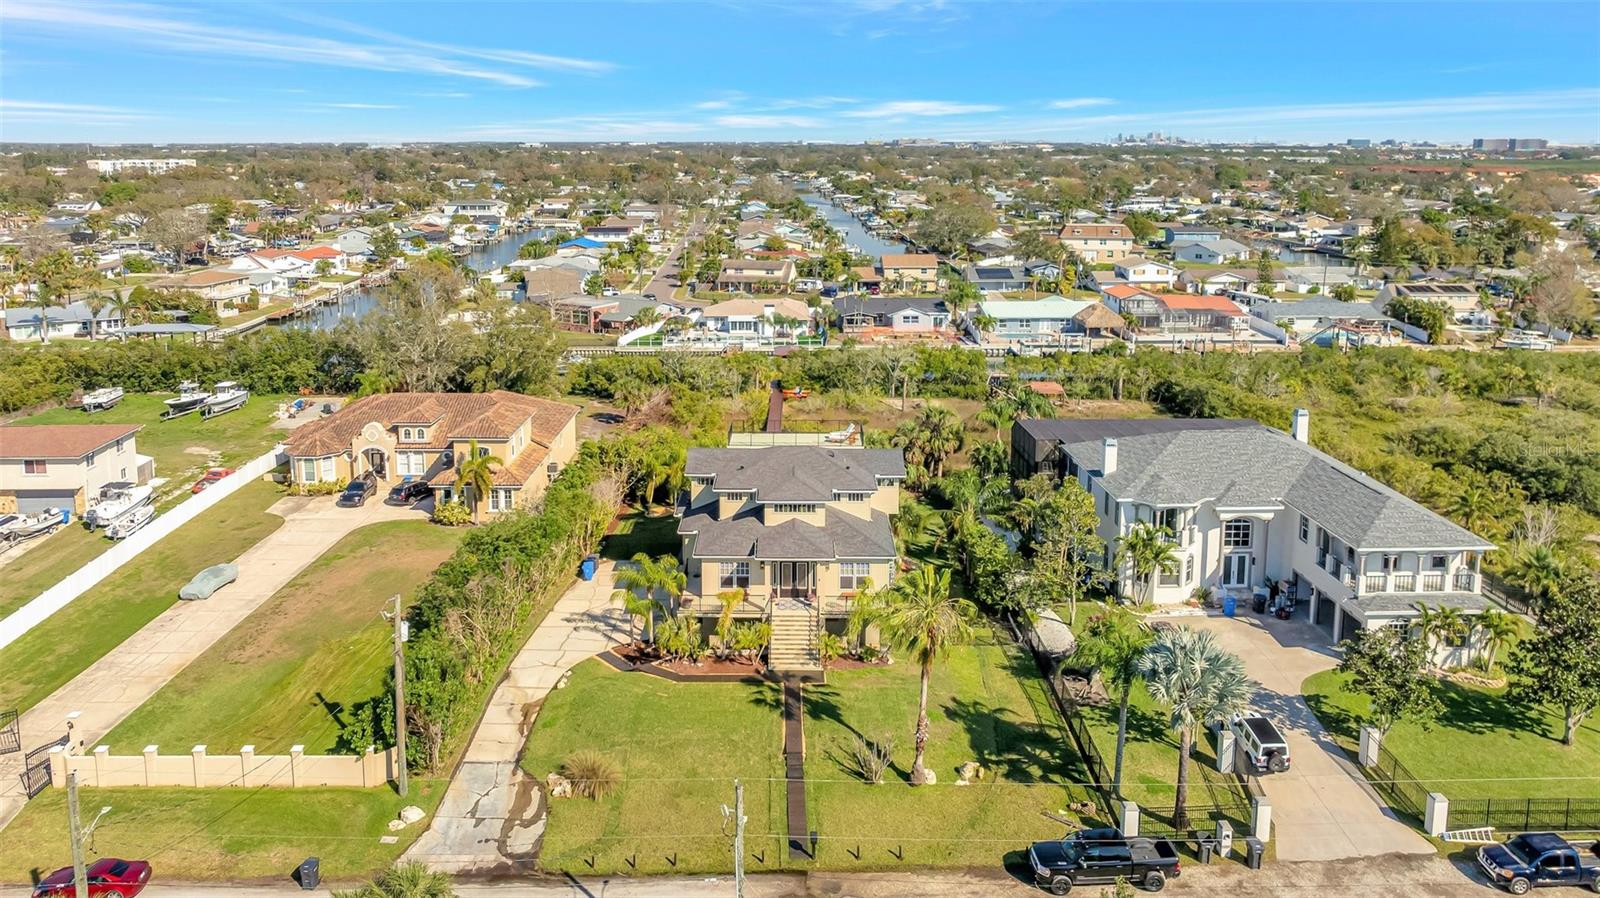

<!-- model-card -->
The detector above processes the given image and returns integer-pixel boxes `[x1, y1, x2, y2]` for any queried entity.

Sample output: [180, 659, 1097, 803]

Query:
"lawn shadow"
[943, 696, 1080, 783]
[1434, 679, 1545, 739]
[313, 691, 347, 731]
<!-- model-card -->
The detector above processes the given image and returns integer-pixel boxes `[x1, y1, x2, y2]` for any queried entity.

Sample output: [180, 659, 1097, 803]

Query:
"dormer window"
[399, 426, 427, 443]
[771, 503, 819, 514]
[837, 492, 870, 502]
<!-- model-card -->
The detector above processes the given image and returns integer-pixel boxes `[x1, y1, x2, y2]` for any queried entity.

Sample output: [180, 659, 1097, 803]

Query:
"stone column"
[1118, 799, 1140, 837]
[289, 744, 304, 788]
[239, 745, 255, 788]
[92, 745, 108, 786]
[1425, 792, 1449, 836]
[191, 745, 206, 787]
[1358, 726, 1382, 767]
[48, 745, 67, 787]
[143, 745, 158, 786]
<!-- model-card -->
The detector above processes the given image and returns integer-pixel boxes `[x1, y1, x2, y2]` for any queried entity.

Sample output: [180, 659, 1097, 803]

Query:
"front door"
[776, 562, 811, 599]
[364, 448, 388, 480]
[1222, 553, 1251, 589]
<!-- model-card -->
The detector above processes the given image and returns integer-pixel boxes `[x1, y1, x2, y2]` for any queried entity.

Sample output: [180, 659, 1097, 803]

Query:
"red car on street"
[190, 467, 234, 493]
[33, 858, 151, 897]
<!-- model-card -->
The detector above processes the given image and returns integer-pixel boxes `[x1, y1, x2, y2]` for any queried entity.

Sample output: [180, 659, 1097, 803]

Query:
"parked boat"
[81, 386, 125, 413]
[106, 505, 156, 540]
[201, 381, 249, 418]
[163, 380, 210, 419]
[0, 508, 63, 544]
[84, 482, 154, 529]
[1501, 333, 1554, 351]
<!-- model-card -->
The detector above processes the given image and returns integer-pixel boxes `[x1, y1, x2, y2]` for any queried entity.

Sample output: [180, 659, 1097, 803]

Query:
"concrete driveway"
[1179, 612, 1434, 862]
[0, 493, 426, 831]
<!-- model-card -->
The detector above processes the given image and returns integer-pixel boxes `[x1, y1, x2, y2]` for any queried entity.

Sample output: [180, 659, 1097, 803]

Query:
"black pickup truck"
[1028, 830, 1181, 894]
[1478, 832, 1600, 894]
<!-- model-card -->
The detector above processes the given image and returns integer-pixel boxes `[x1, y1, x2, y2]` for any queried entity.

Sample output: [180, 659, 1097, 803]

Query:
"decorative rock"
[957, 761, 985, 784]
[398, 805, 426, 825]
[546, 772, 573, 799]
[387, 819, 406, 831]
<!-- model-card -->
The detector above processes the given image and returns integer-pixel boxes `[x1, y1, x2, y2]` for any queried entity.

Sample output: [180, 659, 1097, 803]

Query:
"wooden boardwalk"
[782, 679, 810, 859]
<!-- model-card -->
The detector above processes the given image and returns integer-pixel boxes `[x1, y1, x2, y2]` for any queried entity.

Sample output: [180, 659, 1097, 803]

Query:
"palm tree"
[1448, 484, 1496, 537]
[631, 306, 660, 329]
[452, 439, 504, 524]
[893, 498, 933, 555]
[1071, 610, 1154, 796]
[1116, 522, 1179, 605]
[1138, 627, 1256, 830]
[1471, 607, 1519, 673]
[334, 861, 455, 898]
[1412, 603, 1466, 657]
[847, 566, 976, 785]
[1508, 543, 1566, 602]
[969, 312, 998, 342]
[611, 553, 685, 643]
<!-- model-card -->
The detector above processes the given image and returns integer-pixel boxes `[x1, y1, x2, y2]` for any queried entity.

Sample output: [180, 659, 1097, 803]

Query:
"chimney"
[1291, 408, 1310, 443]
[1102, 437, 1119, 475]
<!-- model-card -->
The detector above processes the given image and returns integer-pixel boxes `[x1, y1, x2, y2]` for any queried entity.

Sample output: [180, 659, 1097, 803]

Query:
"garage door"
[14, 490, 77, 514]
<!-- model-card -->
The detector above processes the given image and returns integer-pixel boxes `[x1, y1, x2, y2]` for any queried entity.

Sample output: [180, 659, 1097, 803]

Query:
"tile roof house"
[1107, 291, 1248, 334]
[1375, 282, 1484, 321]
[676, 444, 907, 673]
[284, 391, 579, 518]
[1, 423, 153, 515]
[1057, 223, 1135, 262]
[714, 258, 796, 293]
[833, 297, 950, 335]
[1011, 414, 1495, 642]
[879, 253, 940, 292]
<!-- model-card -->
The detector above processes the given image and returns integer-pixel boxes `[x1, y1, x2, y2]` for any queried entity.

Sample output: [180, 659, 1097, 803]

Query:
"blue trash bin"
[579, 555, 597, 581]
[1222, 594, 1237, 617]
[59, 508, 72, 525]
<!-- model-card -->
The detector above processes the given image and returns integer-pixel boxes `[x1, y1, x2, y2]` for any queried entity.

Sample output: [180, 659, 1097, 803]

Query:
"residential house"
[1171, 238, 1253, 264]
[1375, 282, 1483, 321]
[1251, 298, 1403, 346]
[1176, 268, 1256, 294]
[3, 300, 124, 341]
[739, 201, 771, 221]
[1010, 414, 1495, 642]
[1113, 257, 1180, 288]
[715, 259, 796, 293]
[333, 227, 378, 257]
[880, 254, 940, 292]
[961, 264, 1030, 293]
[834, 297, 950, 335]
[1057, 223, 1135, 262]
[1282, 265, 1359, 294]
[164, 269, 254, 317]
[676, 443, 906, 672]
[284, 391, 579, 518]
[1162, 224, 1222, 246]
[698, 297, 812, 339]
[1108, 291, 1249, 334]
[442, 200, 509, 220]
[548, 295, 619, 332]
[522, 264, 592, 302]
[975, 297, 1124, 343]
[0, 423, 153, 514]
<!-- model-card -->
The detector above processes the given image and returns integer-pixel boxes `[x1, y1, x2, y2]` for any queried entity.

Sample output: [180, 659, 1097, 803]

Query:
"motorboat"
[81, 386, 125, 413]
[84, 482, 154, 529]
[202, 381, 249, 418]
[0, 508, 63, 544]
[106, 505, 156, 540]
[163, 380, 210, 419]
[1501, 333, 1554, 351]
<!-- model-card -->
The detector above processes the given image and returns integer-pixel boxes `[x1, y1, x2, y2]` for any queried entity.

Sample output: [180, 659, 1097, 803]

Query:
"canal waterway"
[799, 192, 910, 259]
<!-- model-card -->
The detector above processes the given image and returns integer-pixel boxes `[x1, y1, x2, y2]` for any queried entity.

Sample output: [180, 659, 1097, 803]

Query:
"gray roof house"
[4, 300, 125, 341]
[834, 297, 950, 334]
[962, 264, 1030, 292]
[1011, 414, 1495, 644]
[1171, 238, 1253, 264]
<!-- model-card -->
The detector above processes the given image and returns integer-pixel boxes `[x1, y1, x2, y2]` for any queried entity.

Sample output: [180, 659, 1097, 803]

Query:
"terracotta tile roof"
[285, 391, 576, 458]
[291, 245, 343, 260]
[881, 253, 937, 269]
[1, 423, 142, 459]
[1102, 284, 1153, 300]
[1059, 224, 1131, 240]
[1152, 293, 1246, 314]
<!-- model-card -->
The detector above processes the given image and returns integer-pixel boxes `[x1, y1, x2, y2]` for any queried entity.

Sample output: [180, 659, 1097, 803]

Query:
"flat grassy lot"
[600, 507, 679, 561]
[0, 780, 447, 883]
[1075, 678, 1245, 808]
[0, 526, 110, 621]
[1303, 669, 1600, 800]
[804, 637, 1096, 870]
[0, 478, 286, 714]
[103, 521, 461, 754]
[521, 660, 787, 875]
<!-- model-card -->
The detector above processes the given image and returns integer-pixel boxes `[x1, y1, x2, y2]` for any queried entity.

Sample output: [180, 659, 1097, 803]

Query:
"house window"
[488, 488, 515, 513]
[1430, 554, 1448, 570]
[1184, 554, 1195, 585]
[1158, 561, 1180, 587]
[723, 491, 753, 502]
[548, 461, 560, 483]
[837, 492, 871, 502]
[299, 458, 317, 482]
[1223, 519, 1253, 548]
[903, 314, 921, 324]
[23, 460, 47, 475]
[319, 456, 336, 481]
[719, 562, 750, 589]
[692, 476, 714, 487]
[397, 451, 426, 477]
[1381, 554, 1400, 572]
[1101, 488, 1109, 516]
[771, 503, 818, 514]
[839, 562, 871, 591]
[1298, 515, 1309, 543]
[85, 450, 95, 466]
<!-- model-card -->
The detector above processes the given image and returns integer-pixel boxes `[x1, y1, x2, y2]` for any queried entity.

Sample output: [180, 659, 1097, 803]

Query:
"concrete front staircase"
[768, 600, 821, 675]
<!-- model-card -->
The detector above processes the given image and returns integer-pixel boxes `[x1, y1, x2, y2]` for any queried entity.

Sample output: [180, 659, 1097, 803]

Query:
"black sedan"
[337, 473, 378, 507]
[386, 479, 433, 506]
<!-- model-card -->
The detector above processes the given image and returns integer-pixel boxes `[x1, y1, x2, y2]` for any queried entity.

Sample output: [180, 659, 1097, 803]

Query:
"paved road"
[0, 494, 426, 832]
[1179, 612, 1435, 862]
[641, 214, 706, 300]
[404, 559, 630, 873]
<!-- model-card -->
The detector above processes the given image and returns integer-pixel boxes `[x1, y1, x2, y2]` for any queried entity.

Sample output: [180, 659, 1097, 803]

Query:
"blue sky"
[2, 0, 1597, 144]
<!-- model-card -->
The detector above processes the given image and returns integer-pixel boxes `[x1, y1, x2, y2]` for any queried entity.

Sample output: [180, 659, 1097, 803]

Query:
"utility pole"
[389, 594, 408, 798]
[66, 772, 87, 898]
[733, 779, 746, 898]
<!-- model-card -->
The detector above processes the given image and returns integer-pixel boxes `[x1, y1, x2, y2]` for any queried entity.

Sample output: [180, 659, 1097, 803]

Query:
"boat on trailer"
[163, 380, 210, 419]
[84, 482, 154, 529]
[0, 509, 63, 546]
[201, 381, 249, 419]
[106, 505, 156, 540]
[81, 386, 125, 413]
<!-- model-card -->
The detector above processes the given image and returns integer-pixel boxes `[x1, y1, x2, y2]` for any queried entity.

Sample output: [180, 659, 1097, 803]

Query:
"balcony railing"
[1453, 571, 1478, 592]
[1421, 572, 1446, 592]
[1394, 573, 1416, 592]
[1364, 574, 1386, 594]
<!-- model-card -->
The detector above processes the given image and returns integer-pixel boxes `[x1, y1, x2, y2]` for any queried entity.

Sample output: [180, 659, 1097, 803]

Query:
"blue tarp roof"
[558, 237, 605, 249]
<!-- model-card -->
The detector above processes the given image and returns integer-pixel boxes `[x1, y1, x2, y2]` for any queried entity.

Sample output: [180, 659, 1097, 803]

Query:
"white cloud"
[1049, 97, 1114, 110]
[0, 99, 152, 123]
[713, 114, 822, 129]
[770, 96, 858, 109]
[842, 100, 1000, 117]
[316, 102, 403, 110]
[417, 91, 471, 99]
[0, 0, 613, 88]
[695, 100, 734, 110]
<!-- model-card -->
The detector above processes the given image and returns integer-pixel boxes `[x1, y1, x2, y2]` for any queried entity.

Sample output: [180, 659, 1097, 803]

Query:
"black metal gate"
[0, 709, 19, 755]
[19, 737, 66, 799]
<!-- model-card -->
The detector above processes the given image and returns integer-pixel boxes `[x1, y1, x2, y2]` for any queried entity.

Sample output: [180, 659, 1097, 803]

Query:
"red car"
[190, 467, 234, 493]
[33, 858, 151, 897]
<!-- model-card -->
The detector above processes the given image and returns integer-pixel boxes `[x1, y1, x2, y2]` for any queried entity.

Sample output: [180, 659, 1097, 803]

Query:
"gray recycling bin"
[1244, 837, 1265, 869]
[1196, 838, 1214, 863]
[297, 857, 320, 890]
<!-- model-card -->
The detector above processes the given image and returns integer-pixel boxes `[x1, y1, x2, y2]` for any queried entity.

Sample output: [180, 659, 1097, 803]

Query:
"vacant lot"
[104, 521, 462, 754]
[0, 478, 286, 714]
[0, 781, 447, 882]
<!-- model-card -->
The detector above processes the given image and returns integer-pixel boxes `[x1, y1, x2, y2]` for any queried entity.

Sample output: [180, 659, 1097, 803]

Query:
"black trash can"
[1252, 595, 1268, 614]
[1244, 837, 1264, 869]
[1197, 838, 1214, 864]
[297, 857, 320, 890]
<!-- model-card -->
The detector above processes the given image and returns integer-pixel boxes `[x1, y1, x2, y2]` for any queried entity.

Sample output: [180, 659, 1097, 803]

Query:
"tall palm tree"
[847, 566, 976, 785]
[1138, 627, 1256, 829]
[969, 312, 998, 342]
[1071, 610, 1154, 796]
[1448, 484, 1496, 537]
[1116, 522, 1180, 606]
[893, 498, 933, 555]
[1471, 608, 1519, 673]
[334, 860, 455, 898]
[611, 553, 685, 642]
[1508, 543, 1566, 603]
[452, 439, 504, 524]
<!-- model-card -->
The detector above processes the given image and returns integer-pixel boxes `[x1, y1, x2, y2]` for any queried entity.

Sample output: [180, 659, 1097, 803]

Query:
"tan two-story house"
[285, 391, 579, 517]
[676, 441, 906, 673]
[1, 423, 153, 515]
[880, 253, 940, 292]
[1057, 223, 1135, 262]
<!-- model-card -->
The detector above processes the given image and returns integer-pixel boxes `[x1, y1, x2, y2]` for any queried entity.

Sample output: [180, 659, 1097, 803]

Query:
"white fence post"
[1251, 795, 1272, 842]
[1425, 792, 1450, 836]
[1358, 726, 1382, 767]
[1118, 800, 1140, 837]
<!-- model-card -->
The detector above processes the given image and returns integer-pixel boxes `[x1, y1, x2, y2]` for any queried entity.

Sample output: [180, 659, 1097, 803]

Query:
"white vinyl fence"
[0, 446, 286, 651]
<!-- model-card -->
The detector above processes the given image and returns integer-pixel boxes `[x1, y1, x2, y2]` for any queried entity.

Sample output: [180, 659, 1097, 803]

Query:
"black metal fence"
[1449, 797, 1600, 833]
[1362, 740, 1431, 823]
[0, 709, 19, 755]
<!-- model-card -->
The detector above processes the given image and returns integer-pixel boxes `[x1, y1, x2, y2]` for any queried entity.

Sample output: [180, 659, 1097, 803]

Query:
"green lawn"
[0, 526, 111, 622]
[0, 478, 287, 714]
[0, 780, 447, 883]
[1076, 678, 1246, 811]
[103, 521, 462, 754]
[600, 507, 680, 561]
[1303, 669, 1600, 800]
[521, 659, 787, 875]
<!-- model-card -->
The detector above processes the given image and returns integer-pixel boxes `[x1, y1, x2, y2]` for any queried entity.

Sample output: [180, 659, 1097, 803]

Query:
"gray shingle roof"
[1354, 591, 1493, 615]
[685, 447, 906, 503]
[679, 507, 894, 560]
[1018, 418, 1492, 552]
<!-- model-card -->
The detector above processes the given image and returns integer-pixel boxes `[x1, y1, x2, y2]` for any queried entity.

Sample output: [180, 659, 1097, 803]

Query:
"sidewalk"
[0, 495, 424, 832]
[403, 559, 630, 873]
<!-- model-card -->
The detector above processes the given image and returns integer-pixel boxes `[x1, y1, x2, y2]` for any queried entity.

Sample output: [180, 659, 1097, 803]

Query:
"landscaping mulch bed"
[604, 645, 770, 682]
